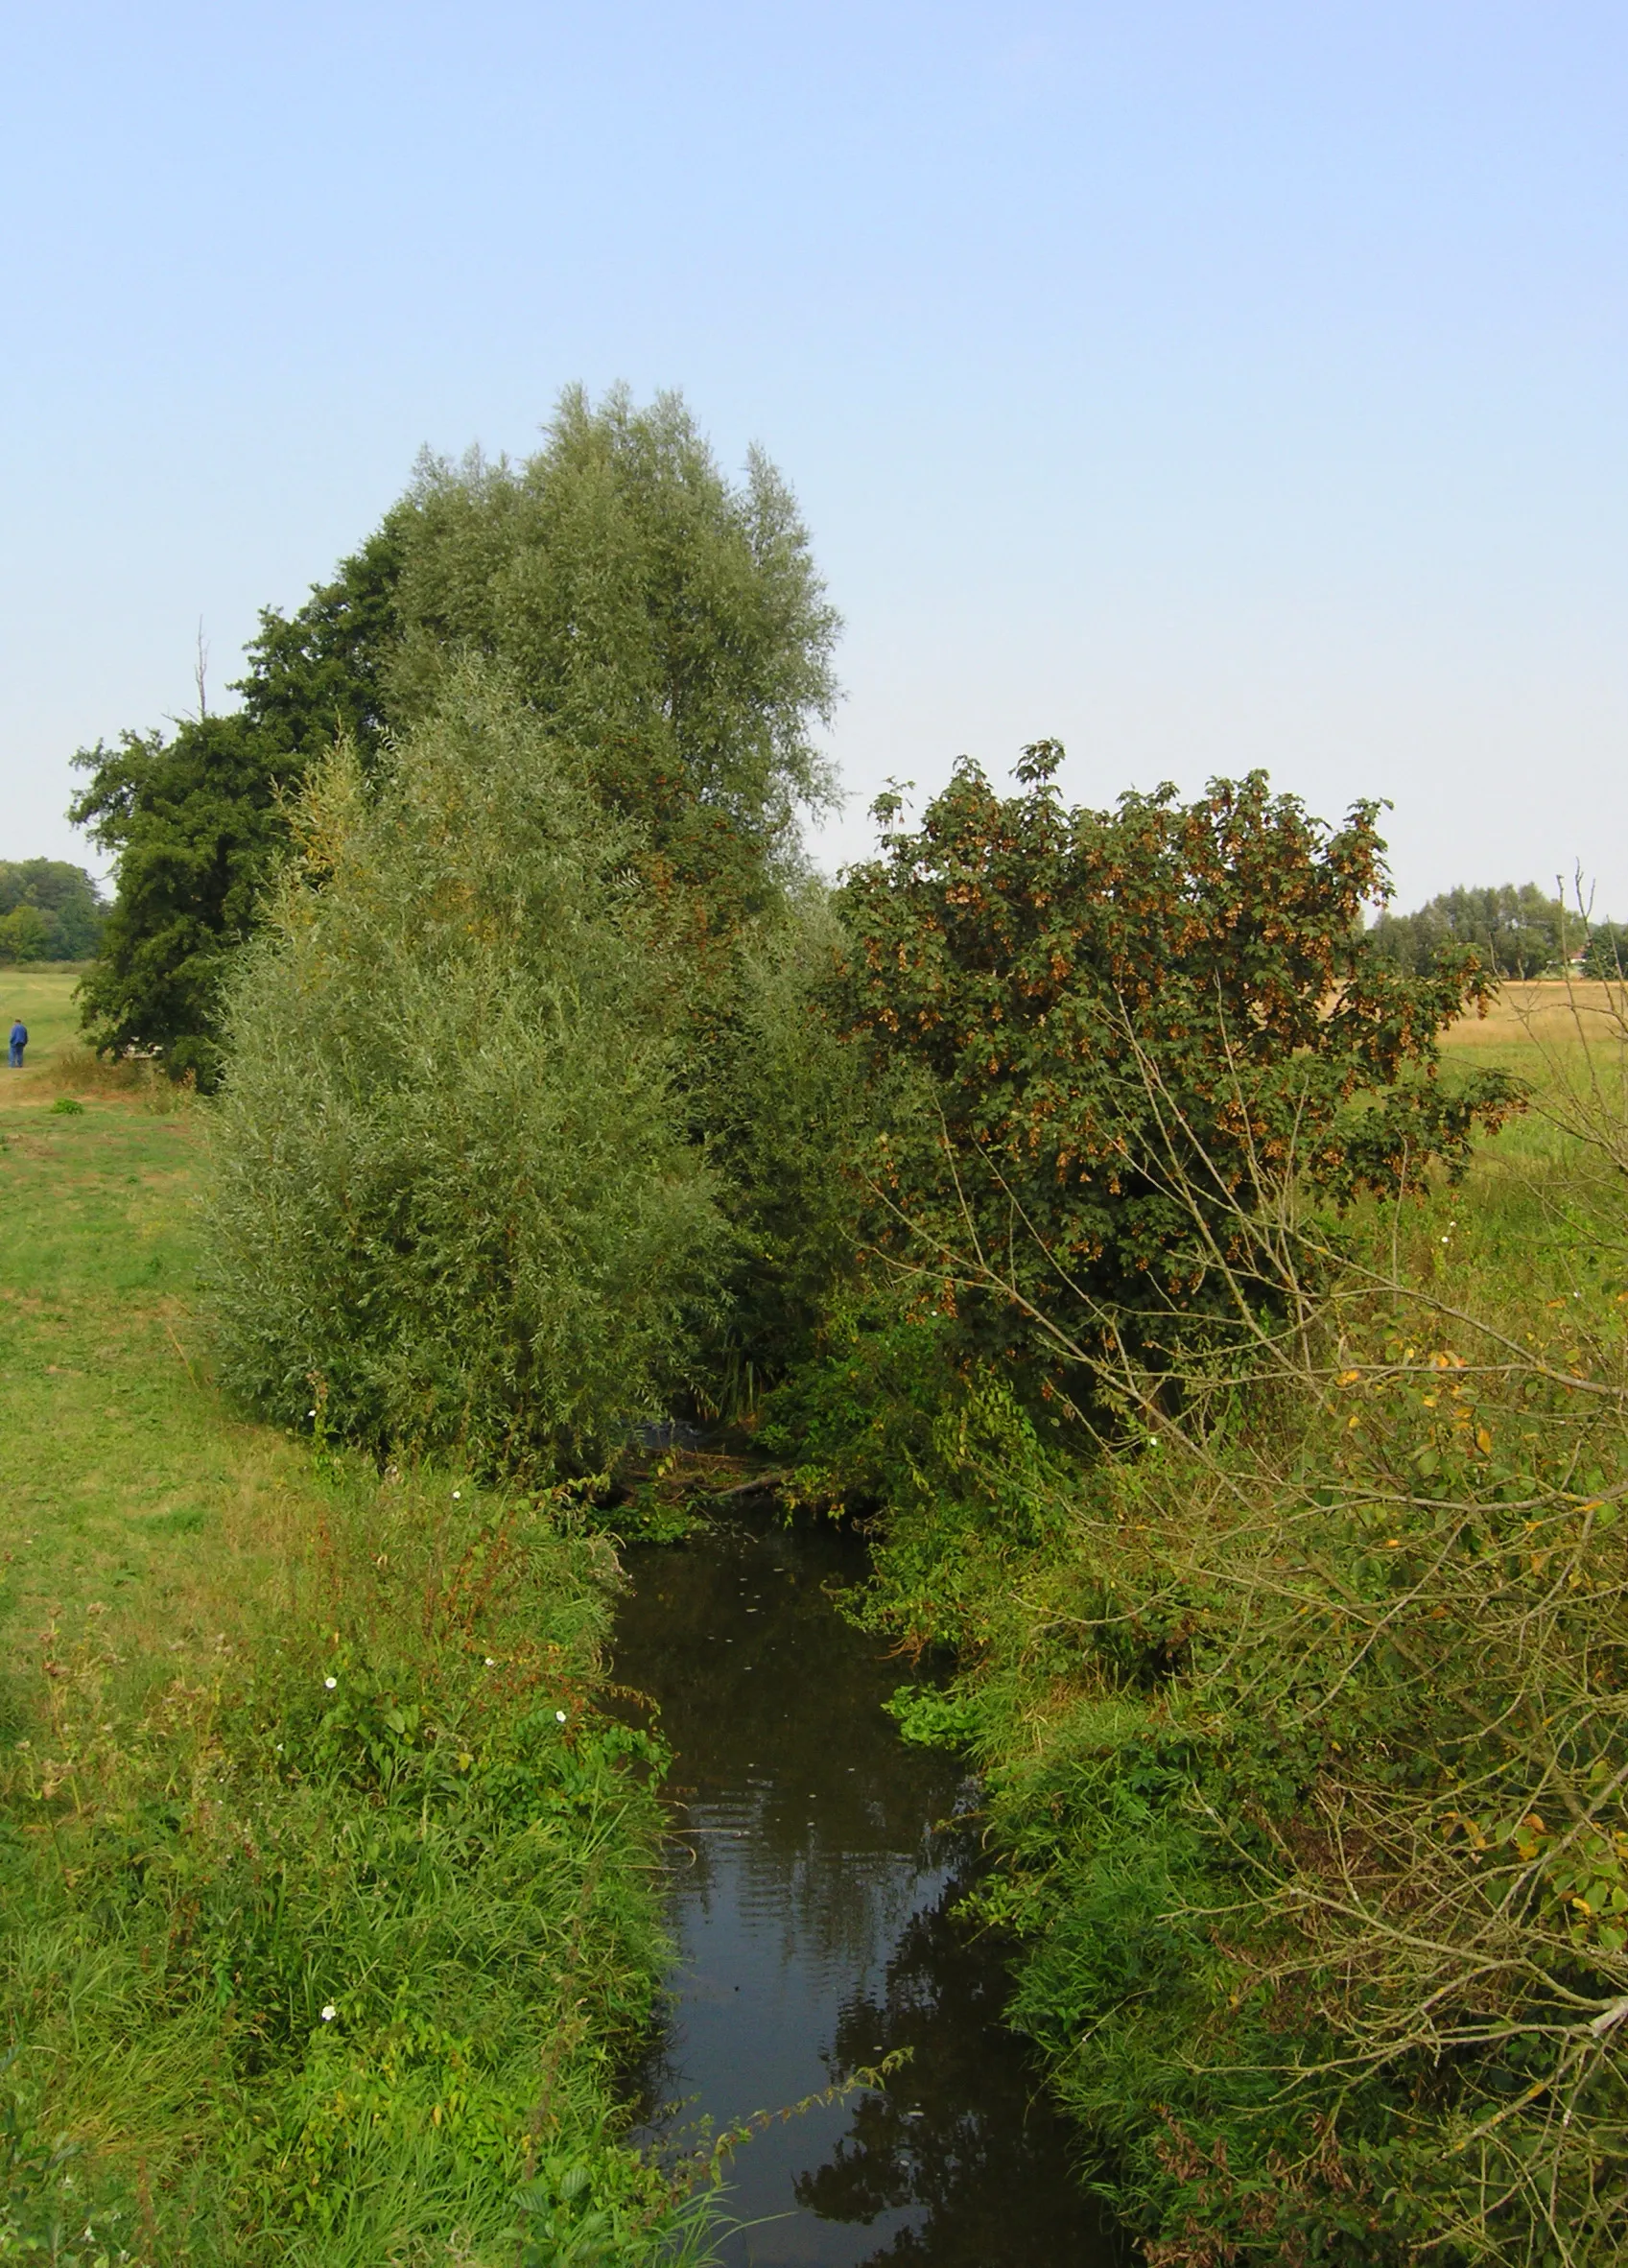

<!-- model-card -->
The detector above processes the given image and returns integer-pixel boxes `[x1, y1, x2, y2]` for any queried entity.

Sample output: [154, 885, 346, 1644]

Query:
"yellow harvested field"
[1440, 979, 1628, 1051]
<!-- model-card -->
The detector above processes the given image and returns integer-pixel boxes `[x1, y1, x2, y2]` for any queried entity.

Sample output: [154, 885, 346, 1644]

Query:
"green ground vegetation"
[0, 974, 717, 2267]
[835, 1005, 1628, 2266]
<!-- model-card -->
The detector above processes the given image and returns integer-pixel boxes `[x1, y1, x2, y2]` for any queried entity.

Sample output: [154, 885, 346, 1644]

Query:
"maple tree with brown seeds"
[836, 743, 1524, 1405]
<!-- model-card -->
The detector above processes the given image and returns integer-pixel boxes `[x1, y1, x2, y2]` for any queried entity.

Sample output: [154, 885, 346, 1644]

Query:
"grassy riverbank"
[865, 1003, 1628, 2264]
[0, 975, 702, 2266]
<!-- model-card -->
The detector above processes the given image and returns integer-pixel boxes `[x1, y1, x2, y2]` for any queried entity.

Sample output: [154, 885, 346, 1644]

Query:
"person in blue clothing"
[8, 1018, 26, 1069]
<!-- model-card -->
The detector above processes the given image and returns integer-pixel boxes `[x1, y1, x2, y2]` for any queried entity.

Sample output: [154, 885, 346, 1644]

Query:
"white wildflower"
[320, 2004, 337, 2022]
[324, 1676, 337, 1689]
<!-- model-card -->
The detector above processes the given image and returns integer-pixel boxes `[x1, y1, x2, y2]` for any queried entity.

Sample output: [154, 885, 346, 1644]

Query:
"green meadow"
[3, 965, 88, 1067]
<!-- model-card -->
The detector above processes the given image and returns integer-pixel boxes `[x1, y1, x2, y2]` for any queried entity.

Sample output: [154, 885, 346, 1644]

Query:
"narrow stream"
[612, 1510, 1127, 2266]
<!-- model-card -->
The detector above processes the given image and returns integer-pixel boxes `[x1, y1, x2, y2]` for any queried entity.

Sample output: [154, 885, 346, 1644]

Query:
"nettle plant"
[837, 746, 1523, 1410]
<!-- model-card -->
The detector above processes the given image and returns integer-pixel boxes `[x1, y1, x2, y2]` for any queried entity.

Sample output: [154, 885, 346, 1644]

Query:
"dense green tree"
[0, 903, 50, 963]
[71, 388, 838, 1083]
[237, 517, 408, 768]
[68, 716, 288, 1082]
[386, 387, 849, 1397]
[388, 386, 840, 924]
[1581, 919, 1628, 979]
[0, 861, 104, 958]
[68, 528, 412, 1082]
[688, 886, 872, 1406]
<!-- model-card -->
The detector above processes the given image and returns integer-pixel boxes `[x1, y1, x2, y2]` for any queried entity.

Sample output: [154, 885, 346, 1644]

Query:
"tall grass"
[2, 1460, 722, 2266]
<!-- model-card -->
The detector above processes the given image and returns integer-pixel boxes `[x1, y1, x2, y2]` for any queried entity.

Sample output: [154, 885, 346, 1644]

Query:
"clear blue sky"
[5, 1, 1625, 913]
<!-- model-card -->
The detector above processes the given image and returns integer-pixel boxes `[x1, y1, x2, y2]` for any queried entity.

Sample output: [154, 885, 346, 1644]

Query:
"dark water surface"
[611, 1514, 1126, 2266]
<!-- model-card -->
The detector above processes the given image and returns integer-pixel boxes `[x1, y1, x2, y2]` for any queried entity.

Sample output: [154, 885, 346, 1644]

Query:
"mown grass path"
[0, 1083, 302, 1680]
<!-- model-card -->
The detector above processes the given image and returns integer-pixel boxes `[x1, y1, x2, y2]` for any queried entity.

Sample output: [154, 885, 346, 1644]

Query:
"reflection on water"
[612, 1513, 1125, 2267]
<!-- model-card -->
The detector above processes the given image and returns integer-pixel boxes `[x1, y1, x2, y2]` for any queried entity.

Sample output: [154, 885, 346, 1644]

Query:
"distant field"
[12, 964, 1621, 1067]
[1, 961, 87, 1066]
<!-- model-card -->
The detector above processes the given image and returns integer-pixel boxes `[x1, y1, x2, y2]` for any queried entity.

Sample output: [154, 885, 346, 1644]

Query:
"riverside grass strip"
[0, 973, 716, 2268]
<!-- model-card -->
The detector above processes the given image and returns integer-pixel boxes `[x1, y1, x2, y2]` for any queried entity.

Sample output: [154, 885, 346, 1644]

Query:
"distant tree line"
[1367, 880, 1628, 979]
[0, 860, 106, 962]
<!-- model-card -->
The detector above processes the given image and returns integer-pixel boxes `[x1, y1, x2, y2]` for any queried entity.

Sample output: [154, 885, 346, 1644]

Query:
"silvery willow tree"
[205, 671, 730, 1474]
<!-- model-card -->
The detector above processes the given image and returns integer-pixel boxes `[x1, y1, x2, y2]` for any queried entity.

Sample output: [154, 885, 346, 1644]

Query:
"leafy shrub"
[204, 670, 729, 1474]
[692, 887, 875, 1405]
[835, 749, 1522, 1413]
